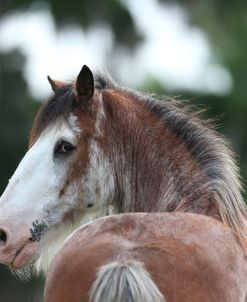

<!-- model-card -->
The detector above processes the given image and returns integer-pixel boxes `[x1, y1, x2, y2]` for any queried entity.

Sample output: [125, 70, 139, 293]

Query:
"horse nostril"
[0, 230, 7, 244]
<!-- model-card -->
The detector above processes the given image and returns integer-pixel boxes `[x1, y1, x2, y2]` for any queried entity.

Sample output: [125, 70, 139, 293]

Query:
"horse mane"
[143, 96, 247, 239]
[30, 71, 247, 239]
[96, 73, 247, 239]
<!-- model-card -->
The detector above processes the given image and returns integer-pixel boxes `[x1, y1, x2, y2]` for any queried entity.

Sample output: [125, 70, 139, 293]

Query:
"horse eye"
[55, 141, 75, 155]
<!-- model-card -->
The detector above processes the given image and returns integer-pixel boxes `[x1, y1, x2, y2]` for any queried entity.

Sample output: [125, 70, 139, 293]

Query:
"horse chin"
[10, 263, 36, 281]
[10, 240, 40, 271]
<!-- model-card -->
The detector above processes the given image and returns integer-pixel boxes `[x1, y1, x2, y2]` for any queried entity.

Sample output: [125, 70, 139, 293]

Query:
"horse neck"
[102, 91, 215, 216]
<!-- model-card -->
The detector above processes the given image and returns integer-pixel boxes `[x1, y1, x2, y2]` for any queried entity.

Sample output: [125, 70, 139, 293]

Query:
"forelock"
[29, 85, 74, 145]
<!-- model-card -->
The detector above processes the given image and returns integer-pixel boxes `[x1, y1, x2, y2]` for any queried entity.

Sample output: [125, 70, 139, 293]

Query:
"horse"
[0, 64, 246, 277]
[44, 212, 247, 302]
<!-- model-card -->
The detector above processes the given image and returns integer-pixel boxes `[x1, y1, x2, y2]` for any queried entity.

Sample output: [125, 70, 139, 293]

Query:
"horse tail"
[89, 259, 165, 302]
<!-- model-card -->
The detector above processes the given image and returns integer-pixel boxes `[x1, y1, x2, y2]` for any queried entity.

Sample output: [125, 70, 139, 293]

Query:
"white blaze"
[0, 122, 77, 243]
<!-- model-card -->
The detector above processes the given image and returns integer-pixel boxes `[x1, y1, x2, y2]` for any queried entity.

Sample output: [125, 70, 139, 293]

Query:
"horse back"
[45, 213, 247, 302]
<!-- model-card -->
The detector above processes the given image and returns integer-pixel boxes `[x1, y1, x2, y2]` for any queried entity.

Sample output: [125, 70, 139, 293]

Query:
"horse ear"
[47, 76, 67, 92]
[75, 65, 94, 104]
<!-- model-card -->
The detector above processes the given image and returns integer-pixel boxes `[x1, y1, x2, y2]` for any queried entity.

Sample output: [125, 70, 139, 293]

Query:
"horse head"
[0, 65, 116, 273]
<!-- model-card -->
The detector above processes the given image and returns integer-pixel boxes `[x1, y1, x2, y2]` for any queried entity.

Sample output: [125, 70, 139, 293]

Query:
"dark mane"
[30, 85, 74, 144]
[144, 96, 229, 178]
[98, 75, 238, 192]
[95, 72, 117, 90]
[99, 73, 230, 182]
[93, 74, 246, 237]
[121, 88, 246, 238]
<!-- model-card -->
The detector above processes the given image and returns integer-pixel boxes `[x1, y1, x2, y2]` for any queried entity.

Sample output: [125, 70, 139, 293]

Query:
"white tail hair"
[89, 259, 165, 302]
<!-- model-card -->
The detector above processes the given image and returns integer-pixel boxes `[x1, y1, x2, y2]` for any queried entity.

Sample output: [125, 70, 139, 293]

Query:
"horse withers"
[0, 65, 246, 277]
[45, 212, 247, 302]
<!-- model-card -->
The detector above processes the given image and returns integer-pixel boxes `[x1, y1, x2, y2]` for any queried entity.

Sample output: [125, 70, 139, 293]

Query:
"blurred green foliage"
[0, 0, 246, 301]
[0, 51, 39, 190]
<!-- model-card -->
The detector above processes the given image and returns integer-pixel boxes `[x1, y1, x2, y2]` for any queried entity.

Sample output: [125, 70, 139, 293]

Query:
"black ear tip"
[76, 64, 94, 102]
[80, 65, 92, 75]
[77, 65, 94, 84]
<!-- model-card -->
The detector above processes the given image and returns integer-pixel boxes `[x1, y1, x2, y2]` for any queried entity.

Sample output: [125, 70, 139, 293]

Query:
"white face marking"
[5, 123, 75, 206]
[0, 121, 78, 260]
[68, 113, 82, 134]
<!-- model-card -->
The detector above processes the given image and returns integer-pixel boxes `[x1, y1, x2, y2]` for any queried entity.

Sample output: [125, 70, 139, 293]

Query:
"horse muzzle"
[0, 227, 39, 269]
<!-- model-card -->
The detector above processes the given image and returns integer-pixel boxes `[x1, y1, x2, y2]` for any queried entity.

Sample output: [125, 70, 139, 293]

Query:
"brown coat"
[45, 212, 247, 302]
